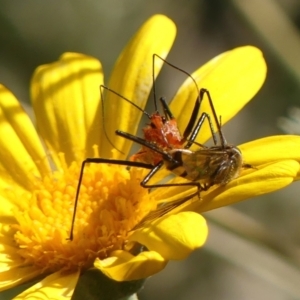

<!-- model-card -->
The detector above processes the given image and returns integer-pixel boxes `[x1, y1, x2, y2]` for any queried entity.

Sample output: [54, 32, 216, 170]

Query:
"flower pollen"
[9, 154, 155, 273]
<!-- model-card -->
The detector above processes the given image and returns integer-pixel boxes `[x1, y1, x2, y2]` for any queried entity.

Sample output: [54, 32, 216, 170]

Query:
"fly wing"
[181, 149, 228, 182]
[133, 191, 199, 230]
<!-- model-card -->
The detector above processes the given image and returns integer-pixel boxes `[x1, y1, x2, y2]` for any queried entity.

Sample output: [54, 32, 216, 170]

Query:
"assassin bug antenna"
[152, 54, 214, 145]
[100, 85, 151, 155]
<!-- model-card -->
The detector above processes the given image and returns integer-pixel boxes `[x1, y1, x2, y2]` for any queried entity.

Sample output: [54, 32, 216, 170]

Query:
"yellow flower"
[0, 15, 207, 299]
[0, 13, 299, 299]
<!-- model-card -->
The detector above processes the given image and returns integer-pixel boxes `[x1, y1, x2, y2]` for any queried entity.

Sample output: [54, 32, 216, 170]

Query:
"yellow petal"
[170, 46, 267, 145]
[31, 53, 103, 166]
[0, 85, 50, 189]
[191, 160, 299, 212]
[0, 243, 25, 272]
[14, 271, 80, 300]
[0, 223, 18, 251]
[129, 212, 208, 260]
[240, 135, 300, 164]
[0, 194, 16, 218]
[94, 250, 167, 281]
[102, 14, 177, 158]
[0, 265, 40, 291]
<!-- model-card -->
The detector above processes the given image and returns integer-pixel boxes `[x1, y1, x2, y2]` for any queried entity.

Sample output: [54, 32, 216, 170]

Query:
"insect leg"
[116, 130, 201, 195]
[69, 157, 153, 241]
[152, 54, 202, 141]
[199, 88, 227, 147]
[140, 162, 202, 194]
[159, 96, 174, 120]
[116, 130, 177, 163]
[184, 112, 217, 149]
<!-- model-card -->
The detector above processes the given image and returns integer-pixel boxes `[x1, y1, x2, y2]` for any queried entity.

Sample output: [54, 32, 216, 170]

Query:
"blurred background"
[1, 0, 300, 299]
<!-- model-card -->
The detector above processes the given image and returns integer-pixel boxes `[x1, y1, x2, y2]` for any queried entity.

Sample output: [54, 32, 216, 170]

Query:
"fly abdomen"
[166, 149, 210, 182]
[165, 149, 188, 177]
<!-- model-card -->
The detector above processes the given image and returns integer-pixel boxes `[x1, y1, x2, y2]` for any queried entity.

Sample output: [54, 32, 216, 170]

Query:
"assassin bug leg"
[68, 158, 153, 241]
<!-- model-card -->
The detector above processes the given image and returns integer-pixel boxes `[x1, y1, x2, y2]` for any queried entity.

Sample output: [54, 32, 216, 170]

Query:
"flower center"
[11, 157, 155, 273]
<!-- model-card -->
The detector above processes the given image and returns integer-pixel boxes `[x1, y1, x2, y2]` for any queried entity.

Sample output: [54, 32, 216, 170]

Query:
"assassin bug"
[117, 88, 245, 189]
[69, 55, 249, 239]
[115, 55, 248, 193]
[117, 88, 249, 228]
[114, 56, 252, 227]
[69, 54, 190, 240]
[68, 81, 202, 240]
[103, 54, 204, 166]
